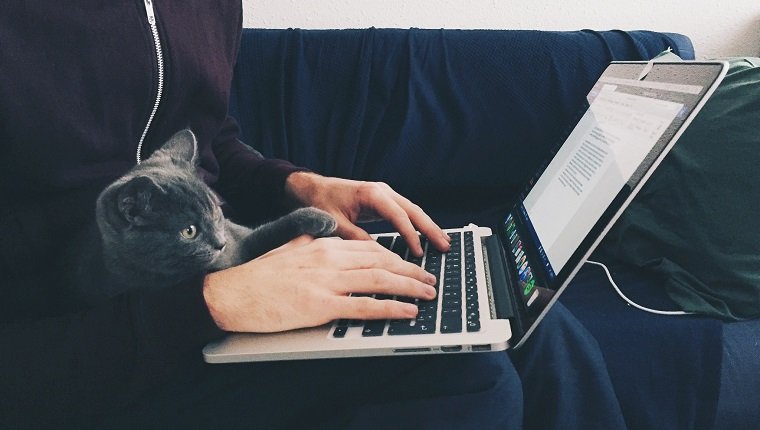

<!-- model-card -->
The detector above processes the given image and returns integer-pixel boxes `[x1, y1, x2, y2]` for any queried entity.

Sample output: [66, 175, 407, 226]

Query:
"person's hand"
[202, 235, 438, 333]
[285, 172, 450, 257]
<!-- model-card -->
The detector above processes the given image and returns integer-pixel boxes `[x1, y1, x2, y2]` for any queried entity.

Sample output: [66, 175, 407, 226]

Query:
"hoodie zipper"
[136, 0, 165, 164]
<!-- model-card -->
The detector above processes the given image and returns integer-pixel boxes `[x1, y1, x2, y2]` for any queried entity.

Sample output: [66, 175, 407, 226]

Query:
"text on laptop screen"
[523, 84, 683, 271]
[520, 73, 706, 276]
[486, 62, 727, 347]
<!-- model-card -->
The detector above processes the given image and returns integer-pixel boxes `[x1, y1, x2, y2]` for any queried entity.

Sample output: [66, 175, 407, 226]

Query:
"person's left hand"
[284, 172, 450, 257]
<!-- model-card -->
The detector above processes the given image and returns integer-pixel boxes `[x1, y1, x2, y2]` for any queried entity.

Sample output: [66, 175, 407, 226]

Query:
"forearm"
[283, 171, 322, 206]
[211, 116, 309, 221]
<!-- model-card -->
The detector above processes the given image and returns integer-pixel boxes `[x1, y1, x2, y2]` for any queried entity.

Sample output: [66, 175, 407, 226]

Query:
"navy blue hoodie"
[0, 1, 302, 423]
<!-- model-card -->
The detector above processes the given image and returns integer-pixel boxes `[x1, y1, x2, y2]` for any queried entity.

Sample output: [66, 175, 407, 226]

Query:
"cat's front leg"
[285, 207, 338, 238]
[240, 207, 337, 260]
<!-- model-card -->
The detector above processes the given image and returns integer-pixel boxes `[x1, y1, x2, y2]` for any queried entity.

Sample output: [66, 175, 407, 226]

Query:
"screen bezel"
[500, 61, 729, 349]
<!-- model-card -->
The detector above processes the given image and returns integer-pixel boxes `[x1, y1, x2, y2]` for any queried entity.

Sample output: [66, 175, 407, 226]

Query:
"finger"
[384, 187, 451, 253]
[332, 213, 373, 241]
[309, 236, 390, 253]
[305, 240, 436, 284]
[359, 185, 423, 256]
[406, 210, 451, 253]
[334, 268, 437, 299]
[334, 296, 419, 320]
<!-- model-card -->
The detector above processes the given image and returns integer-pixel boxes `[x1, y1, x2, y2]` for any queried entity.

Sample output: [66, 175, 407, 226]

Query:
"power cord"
[585, 260, 694, 316]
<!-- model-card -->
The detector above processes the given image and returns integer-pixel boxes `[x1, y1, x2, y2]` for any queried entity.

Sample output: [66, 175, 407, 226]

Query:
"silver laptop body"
[203, 60, 728, 363]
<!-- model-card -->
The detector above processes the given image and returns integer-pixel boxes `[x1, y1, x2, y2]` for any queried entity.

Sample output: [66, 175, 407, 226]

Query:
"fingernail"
[443, 232, 452, 242]
[425, 285, 437, 298]
[404, 304, 419, 318]
[425, 273, 437, 285]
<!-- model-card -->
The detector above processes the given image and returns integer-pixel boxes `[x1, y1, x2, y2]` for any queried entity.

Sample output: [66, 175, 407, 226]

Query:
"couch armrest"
[663, 32, 696, 60]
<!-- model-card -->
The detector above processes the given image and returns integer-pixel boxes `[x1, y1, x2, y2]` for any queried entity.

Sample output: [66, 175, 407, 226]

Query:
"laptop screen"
[500, 62, 726, 342]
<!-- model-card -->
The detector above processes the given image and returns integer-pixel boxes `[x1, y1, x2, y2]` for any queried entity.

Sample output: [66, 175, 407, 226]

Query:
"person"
[0, 2, 626, 428]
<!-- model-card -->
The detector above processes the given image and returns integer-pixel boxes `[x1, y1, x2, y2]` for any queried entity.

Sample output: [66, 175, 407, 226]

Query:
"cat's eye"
[180, 225, 198, 239]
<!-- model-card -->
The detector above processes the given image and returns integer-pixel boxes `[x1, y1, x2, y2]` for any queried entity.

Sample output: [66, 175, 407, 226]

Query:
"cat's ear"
[116, 176, 166, 226]
[151, 129, 199, 166]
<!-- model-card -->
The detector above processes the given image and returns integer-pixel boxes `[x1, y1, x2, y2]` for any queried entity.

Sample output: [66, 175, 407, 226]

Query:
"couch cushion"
[599, 58, 760, 320]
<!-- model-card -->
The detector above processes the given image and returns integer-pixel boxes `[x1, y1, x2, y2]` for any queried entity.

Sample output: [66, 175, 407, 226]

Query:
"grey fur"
[71, 129, 336, 304]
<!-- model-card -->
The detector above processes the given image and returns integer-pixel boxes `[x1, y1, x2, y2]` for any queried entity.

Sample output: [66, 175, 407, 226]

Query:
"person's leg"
[89, 303, 618, 430]
[510, 302, 626, 430]
[91, 350, 522, 429]
[343, 302, 625, 430]
[344, 352, 522, 429]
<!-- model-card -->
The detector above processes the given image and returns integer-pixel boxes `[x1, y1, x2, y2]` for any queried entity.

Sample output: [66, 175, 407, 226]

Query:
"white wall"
[242, 0, 760, 59]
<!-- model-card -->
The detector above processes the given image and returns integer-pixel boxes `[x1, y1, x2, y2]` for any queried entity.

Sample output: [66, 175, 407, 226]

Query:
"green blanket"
[600, 57, 760, 320]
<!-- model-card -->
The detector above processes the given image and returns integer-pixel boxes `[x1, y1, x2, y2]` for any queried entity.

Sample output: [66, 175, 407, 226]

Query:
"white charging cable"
[585, 260, 694, 316]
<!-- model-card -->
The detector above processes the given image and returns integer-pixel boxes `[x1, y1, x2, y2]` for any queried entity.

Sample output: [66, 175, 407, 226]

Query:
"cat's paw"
[291, 207, 337, 237]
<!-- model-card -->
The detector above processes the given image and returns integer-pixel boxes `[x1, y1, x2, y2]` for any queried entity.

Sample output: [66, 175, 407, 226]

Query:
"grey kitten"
[71, 129, 336, 304]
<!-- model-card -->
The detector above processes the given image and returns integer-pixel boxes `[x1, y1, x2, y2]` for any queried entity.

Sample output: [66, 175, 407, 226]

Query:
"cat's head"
[96, 129, 227, 277]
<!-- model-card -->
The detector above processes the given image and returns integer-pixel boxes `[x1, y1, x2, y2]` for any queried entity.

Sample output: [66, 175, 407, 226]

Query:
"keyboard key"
[344, 230, 483, 339]
[442, 307, 462, 318]
[390, 238, 409, 259]
[409, 255, 423, 266]
[417, 300, 437, 313]
[417, 323, 434, 334]
[467, 320, 481, 332]
[376, 235, 394, 249]
[362, 320, 387, 337]
[388, 321, 422, 335]
[397, 296, 417, 304]
[442, 298, 461, 310]
[461, 234, 482, 332]
[419, 236, 428, 249]
[441, 320, 462, 333]
[408, 235, 425, 266]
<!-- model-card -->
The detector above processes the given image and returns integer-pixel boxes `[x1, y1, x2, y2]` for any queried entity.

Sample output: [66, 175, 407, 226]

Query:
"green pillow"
[599, 58, 760, 321]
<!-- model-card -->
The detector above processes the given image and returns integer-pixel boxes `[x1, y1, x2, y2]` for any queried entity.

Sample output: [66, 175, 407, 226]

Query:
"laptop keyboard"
[331, 231, 481, 338]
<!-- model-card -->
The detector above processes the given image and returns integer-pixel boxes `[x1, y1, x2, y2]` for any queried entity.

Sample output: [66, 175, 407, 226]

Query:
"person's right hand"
[202, 235, 438, 333]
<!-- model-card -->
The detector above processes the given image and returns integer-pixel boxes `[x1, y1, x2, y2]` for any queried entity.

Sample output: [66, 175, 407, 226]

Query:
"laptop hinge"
[481, 235, 515, 320]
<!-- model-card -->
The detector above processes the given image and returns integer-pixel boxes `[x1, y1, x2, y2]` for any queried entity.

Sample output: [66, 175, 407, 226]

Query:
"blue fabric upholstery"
[230, 29, 692, 211]
[228, 28, 741, 429]
[562, 263, 721, 430]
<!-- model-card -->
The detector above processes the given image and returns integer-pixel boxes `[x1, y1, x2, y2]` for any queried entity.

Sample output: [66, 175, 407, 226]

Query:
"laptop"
[204, 60, 728, 363]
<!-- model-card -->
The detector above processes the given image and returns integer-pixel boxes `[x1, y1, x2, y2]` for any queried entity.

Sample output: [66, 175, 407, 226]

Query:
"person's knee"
[465, 352, 519, 393]
[512, 302, 603, 363]
[424, 352, 520, 396]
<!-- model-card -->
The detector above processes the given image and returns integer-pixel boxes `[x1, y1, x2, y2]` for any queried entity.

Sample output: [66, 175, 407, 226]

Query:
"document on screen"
[523, 85, 683, 271]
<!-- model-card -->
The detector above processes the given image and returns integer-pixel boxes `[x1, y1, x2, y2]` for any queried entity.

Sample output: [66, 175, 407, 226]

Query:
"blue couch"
[229, 28, 759, 429]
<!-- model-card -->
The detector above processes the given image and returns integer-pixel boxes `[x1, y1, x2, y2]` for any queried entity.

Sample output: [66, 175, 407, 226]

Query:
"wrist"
[202, 272, 229, 331]
[284, 171, 321, 207]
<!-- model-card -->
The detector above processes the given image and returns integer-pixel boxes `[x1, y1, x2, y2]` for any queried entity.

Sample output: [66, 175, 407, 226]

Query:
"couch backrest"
[229, 29, 692, 208]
